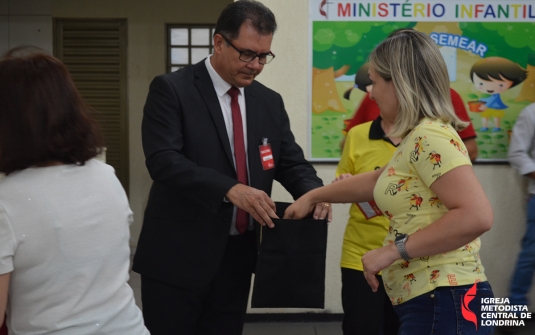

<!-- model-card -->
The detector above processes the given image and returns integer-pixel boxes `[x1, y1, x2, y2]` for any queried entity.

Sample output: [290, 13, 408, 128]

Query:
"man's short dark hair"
[0, 47, 104, 174]
[214, 0, 277, 40]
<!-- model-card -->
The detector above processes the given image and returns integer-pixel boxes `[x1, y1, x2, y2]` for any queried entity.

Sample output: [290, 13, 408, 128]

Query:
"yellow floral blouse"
[373, 118, 487, 305]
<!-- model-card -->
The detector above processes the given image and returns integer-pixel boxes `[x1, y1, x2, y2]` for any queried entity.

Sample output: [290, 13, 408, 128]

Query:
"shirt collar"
[369, 116, 398, 146]
[205, 56, 244, 98]
[369, 116, 385, 140]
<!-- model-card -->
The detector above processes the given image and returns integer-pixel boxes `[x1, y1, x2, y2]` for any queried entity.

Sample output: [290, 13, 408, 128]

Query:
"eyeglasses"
[221, 35, 275, 65]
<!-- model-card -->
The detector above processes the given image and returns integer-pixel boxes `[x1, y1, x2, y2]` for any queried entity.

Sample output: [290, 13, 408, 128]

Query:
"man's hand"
[225, 184, 278, 228]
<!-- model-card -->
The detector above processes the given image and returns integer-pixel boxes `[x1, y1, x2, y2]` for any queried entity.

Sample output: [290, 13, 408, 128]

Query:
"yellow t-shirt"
[373, 118, 487, 305]
[336, 119, 397, 272]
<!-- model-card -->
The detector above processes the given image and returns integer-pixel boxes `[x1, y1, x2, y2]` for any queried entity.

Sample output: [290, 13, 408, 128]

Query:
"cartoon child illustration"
[470, 57, 527, 132]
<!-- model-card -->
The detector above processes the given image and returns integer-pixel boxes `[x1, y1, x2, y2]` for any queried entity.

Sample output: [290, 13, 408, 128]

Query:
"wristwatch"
[395, 234, 411, 261]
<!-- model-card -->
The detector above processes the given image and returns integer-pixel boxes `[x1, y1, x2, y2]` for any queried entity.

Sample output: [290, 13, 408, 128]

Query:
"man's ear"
[213, 34, 224, 54]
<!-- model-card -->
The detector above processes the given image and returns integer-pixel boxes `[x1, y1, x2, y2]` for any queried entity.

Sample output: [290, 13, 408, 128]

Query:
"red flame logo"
[461, 282, 478, 330]
[319, 0, 328, 18]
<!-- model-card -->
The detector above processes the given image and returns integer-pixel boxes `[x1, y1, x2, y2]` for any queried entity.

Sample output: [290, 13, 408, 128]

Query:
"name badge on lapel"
[259, 138, 275, 170]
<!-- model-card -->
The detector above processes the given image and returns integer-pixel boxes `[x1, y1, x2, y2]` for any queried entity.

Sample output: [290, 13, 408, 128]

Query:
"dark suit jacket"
[132, 60, 323, 289]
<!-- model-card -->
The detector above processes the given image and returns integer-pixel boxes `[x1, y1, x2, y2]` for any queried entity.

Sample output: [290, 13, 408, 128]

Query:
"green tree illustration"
[313, 21, 416, 75]
[459, 22, 535, 67]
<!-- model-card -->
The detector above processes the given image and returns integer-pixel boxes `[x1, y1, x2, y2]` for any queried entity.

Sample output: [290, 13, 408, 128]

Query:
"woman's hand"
[311, 202, 332, 222]
[361, 243, 399, 292]
[283, 192, 316, 220]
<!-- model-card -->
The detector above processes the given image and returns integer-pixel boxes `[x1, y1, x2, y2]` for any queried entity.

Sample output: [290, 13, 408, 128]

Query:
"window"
[167, 24, 215, 72]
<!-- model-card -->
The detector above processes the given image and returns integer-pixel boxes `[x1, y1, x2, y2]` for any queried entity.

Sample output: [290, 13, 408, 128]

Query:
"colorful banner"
[309, 0, 535, 162]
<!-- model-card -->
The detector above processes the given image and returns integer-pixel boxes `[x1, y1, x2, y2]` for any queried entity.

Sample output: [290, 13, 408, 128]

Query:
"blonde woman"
[285, 29, 494, 334]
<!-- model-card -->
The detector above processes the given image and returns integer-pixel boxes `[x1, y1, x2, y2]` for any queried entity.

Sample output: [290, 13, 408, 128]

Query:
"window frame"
[166, 24, 216, 73]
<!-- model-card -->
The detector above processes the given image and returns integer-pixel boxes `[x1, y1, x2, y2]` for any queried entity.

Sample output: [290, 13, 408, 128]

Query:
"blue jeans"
[509, 194, 535, 306]
[393, 282, 494, 335]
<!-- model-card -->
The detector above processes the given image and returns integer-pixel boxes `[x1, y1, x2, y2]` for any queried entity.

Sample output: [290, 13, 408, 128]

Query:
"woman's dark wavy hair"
[0, 46, 104, 174]
[214, 0, 277, 39]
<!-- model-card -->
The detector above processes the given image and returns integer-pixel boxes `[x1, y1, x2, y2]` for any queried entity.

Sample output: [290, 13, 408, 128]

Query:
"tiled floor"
[128, 270, 535, 335]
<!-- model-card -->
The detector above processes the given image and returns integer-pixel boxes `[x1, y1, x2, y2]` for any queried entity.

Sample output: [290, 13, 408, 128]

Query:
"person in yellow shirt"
[285, 29, 494, 335]
[335, 117, 400, 334]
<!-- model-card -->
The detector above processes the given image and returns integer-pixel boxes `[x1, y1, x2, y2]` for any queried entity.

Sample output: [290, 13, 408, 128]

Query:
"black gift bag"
[251, 202, 328, 308]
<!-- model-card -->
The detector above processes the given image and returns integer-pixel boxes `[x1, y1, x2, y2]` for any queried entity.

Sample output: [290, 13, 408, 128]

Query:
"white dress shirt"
[205, 56, 253, 234]
[508, 102, 535, 195]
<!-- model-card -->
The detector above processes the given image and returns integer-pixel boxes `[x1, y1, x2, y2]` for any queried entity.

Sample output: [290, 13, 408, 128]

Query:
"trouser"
[141, 231, 256, 335]
[341, 267, 399, 335]
[509, 194, 535, 306]
[393, 281, 494, 335]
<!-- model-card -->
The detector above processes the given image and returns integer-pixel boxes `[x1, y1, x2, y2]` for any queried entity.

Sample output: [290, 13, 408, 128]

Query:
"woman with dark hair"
[0, 47, 149, 335]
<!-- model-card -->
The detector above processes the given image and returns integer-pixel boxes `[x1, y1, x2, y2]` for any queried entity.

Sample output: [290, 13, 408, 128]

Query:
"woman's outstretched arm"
[284, 167, 385, 219]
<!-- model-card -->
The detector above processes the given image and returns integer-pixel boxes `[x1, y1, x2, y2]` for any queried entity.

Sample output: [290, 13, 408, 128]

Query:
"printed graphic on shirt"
[399, 260, 410, 269]
[384, 176, 419, 196]
[450, 138, 468, 156]
[429, 196, 442, 208]
[430, 270, 440, 284]
[426, 150, 442, 169]
[404, 214, 416, 225]
[404, 273, 416, 284]
[407, 193, 423, 210]
[373, 119, 485, 305]
[403, 282, 411, 296]
[410, 136, 428, 163]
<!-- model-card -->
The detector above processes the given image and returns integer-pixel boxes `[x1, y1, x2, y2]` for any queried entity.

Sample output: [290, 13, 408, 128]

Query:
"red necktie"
[228, 87, 249, 234]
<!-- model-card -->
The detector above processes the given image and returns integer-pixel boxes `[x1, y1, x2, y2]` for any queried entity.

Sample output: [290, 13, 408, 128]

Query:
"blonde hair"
[369, 29, 468, 138]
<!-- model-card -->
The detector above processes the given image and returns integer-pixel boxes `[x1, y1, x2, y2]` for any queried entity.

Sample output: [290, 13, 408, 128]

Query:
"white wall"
[0, 0, 52, 55]
[248, 0, 534, 314]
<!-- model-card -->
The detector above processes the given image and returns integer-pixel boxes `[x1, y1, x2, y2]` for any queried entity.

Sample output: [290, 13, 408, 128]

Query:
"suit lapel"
[244, 85, 262, 189]
[194, 61, 234, 166]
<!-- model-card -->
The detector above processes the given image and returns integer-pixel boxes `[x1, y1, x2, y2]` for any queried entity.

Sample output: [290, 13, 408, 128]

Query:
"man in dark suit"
[132, 1, 330, 334]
